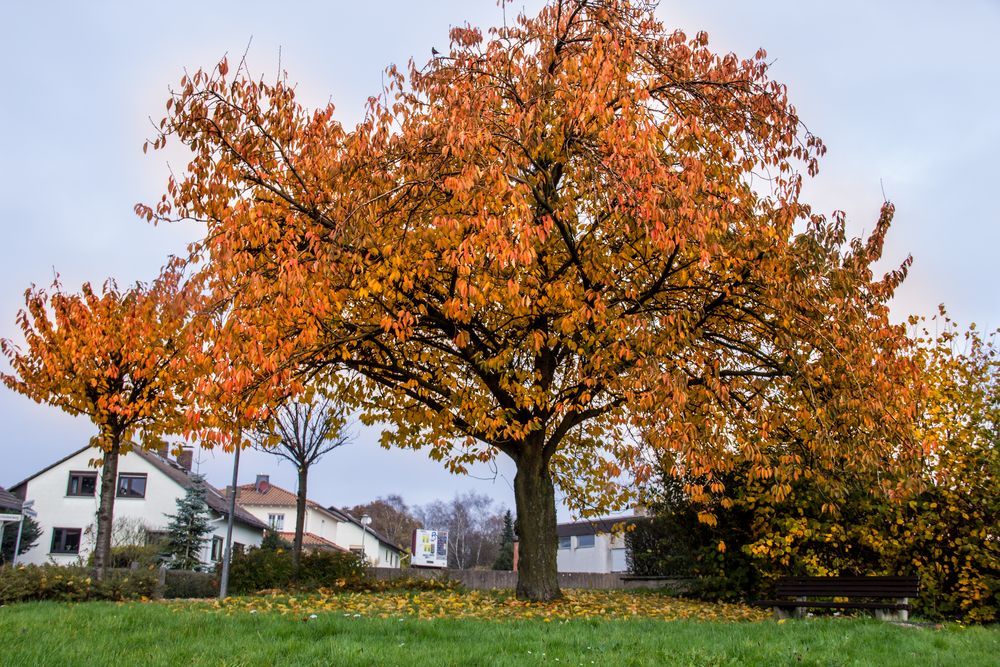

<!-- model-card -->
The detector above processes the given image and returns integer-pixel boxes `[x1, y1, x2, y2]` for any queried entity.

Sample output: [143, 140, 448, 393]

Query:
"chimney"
[255, 474, 270, 493]
[155, 444, 169, 459]
[177, 447, 193, 471]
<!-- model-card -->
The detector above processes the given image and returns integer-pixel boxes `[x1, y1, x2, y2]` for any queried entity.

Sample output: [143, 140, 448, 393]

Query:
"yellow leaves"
[182, 589, 767, 624]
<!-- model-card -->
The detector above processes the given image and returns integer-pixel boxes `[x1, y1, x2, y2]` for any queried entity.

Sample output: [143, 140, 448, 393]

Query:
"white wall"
[15, 449, 261, 566]
[206, 520, 264, 565]
[556, 532, 628, 574]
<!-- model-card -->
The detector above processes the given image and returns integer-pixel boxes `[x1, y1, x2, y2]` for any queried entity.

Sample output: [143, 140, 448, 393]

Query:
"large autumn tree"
[141, 0, 920, 599]
[1, 269, 195, 575]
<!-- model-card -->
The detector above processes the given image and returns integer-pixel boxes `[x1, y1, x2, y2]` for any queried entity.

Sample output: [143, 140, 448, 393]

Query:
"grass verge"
[0, 595, 995, 666]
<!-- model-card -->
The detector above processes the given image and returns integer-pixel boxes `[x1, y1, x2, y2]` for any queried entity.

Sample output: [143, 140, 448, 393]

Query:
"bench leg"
[874, 599, 909, 622]
[775, 598, 807, 619]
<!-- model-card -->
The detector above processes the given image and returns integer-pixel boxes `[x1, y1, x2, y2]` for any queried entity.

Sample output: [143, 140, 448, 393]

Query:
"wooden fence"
[371, 567, 691, 591]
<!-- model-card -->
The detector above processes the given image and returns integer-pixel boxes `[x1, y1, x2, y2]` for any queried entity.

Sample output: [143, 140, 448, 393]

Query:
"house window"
[50, 528, 82, 554]
[268, 514, 285, 531]
[558, 536, 571, 550]
[576, 534, 595, 549]
[233, 542, 245, 555]
[117, 473, 147, 498]
[67, 471, 98, 496]
[211, 536, 224, 561]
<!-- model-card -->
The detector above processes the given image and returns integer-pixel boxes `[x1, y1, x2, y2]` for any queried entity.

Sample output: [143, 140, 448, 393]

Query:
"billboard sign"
[412, 528, 448, 568]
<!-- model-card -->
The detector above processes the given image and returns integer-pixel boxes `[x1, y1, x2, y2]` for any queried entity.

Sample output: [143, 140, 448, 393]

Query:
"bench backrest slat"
[775, 576, 919, 598]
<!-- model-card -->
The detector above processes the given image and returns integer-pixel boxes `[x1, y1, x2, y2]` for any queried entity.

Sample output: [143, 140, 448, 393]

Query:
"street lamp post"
[360, 514, 372, 565]
[219, 426, 242, 600]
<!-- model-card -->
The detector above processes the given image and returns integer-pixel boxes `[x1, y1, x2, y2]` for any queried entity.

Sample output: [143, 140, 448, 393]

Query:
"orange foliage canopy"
[2, 268, 195, 451]
[141, 0, 922, 597]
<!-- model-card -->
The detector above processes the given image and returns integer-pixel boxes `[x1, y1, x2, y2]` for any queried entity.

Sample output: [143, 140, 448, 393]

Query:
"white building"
[231, 476, 403, 568]
[7, 445, 266, 567]
[556, 515, 637, 574]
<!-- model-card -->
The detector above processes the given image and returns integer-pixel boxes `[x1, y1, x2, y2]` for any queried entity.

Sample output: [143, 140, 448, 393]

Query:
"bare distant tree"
[252, 395, 350, 570]
[349, 495, 421, 550]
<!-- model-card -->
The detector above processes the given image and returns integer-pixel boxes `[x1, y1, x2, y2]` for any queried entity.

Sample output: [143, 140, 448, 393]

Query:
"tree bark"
[513, 443, 561, 601]
[293, 465, 308, 575]
[92, 433, 121, 578]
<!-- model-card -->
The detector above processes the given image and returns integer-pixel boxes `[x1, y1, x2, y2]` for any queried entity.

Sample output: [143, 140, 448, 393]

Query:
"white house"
[7, 445, 266, 567]
[556, 515, 637, 574]
[231, 475, 403, 568]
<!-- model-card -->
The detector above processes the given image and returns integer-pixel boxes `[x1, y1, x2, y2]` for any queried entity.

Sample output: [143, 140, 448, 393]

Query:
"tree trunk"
[293, 466, 307, 575]
[92, 433, 121, 578]
[513, 444, 561, 601]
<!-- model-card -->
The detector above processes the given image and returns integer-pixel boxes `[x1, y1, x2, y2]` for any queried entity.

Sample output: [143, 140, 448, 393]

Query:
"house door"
[611, 547, 627, 572]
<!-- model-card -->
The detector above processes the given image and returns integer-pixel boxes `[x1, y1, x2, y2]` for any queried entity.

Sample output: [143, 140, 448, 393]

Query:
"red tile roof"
[277, 532, 347, 552]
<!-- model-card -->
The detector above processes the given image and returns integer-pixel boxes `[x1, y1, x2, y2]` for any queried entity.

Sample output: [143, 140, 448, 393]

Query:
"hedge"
[0, 564, 158, 604]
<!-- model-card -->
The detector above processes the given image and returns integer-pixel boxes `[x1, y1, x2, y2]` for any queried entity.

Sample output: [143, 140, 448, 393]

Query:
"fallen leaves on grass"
[167, 590, 768, 623]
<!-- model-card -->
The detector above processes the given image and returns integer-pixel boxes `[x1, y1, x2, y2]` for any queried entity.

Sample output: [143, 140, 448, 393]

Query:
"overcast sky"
[1, 1, 997, 520]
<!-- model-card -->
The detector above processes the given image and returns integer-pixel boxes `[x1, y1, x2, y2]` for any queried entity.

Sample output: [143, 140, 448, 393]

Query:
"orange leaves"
[1, 269, 197, 449]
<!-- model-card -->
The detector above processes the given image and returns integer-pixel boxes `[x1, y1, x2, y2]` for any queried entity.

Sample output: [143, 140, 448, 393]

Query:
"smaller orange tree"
[1, 269, 196, 574]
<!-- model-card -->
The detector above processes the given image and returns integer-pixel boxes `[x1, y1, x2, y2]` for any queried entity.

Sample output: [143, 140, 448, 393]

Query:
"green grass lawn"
[0, 597, 995, 667]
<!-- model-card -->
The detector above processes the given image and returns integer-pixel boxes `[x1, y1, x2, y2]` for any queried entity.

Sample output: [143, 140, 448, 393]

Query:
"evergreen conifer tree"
[493, 510, 515, 571]
[260, 529, 292, 551]
[162, 475, 213, 570]
[0, 516, 41, 564]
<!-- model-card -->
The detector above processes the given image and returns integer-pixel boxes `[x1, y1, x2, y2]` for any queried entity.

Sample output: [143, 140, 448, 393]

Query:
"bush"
[108, 544, 162, 569]
[0, 564, 158, 604]
[626, 475, 759, 602]
[163, 569, 217, 599]
[298, 550, 367, 587]
[224, 548, 367, 595]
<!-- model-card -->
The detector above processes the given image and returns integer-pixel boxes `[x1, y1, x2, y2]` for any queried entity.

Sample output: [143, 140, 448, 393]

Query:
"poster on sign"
[411, 528, 448, 568]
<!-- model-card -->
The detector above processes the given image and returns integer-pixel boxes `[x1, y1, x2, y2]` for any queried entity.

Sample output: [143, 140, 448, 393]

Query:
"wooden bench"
[755, 576, 919, 621]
